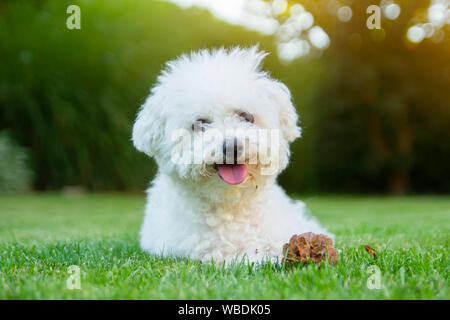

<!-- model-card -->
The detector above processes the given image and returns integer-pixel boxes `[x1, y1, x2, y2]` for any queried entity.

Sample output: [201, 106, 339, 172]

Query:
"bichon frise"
[132, 46, 331, 263]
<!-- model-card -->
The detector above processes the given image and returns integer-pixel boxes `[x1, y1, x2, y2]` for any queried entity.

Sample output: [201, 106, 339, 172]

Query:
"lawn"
[0, 194, 448, 299]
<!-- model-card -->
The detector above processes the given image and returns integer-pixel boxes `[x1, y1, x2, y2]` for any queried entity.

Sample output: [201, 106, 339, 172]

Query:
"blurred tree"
[282, 0, 450, 193]
[0, 0, 275, 191]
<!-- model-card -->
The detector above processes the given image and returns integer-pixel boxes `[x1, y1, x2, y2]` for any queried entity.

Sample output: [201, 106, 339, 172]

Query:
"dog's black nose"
[223, 137, 243, 164]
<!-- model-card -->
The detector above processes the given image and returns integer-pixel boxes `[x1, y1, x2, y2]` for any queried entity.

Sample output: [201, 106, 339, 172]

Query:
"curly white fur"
[132, 46, 332, 263]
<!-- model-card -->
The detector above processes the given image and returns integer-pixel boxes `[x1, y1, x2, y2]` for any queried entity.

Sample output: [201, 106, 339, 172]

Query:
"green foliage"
[0, 0, 273, 190]
[0, 194, 448, 299]
[0, 131, 32, 193]
[302, 0, 450, 193]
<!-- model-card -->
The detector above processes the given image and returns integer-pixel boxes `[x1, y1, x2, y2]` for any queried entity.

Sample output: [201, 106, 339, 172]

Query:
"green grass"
[0, 194, 448, 299]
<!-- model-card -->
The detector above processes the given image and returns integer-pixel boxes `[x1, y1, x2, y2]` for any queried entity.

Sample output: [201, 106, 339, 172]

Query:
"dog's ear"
[264, 80, 301, 142]
[132, 93, 165, 157]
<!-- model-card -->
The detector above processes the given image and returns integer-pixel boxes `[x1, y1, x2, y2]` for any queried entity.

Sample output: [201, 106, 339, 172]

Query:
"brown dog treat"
[282, 235, 302, 263]
[282, 232, 338, 265]
[326, 246, 339, 265]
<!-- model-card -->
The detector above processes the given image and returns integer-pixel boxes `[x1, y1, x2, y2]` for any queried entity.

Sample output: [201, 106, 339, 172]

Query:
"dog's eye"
[192, 118, 211, 132]
[237, 111, 254, 124]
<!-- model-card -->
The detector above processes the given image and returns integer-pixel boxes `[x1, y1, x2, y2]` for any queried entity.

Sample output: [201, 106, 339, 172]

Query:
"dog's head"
[133, 47, 300, 190]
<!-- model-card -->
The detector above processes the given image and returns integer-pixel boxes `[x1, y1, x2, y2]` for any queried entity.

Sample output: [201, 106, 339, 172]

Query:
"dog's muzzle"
[216, 137, 247, 185]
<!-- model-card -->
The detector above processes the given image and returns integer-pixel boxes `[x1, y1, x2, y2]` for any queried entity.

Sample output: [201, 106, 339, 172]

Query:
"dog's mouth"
[215, 164, 247, 185]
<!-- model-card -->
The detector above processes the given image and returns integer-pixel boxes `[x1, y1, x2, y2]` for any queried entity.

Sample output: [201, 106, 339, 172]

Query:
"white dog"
[132, 47, 331, 263]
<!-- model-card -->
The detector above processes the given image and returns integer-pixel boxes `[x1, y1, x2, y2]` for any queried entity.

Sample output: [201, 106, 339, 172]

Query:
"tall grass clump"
[0, 131, 32, 193]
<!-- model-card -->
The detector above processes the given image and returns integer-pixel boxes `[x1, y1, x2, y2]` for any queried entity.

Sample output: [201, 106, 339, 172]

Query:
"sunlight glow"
[166, 0, 330, 63]
[308, 26, 330, 49]
[407, 25, 425, 43]
[428, 2, 447, 27]
[278, 39, 310, 63]
[272, 0, 288, 16]
[337, 6, 352, 23]
[406, 0, 449, 44]
[167, 0, 246, 25]
[383, 4, 401, 20]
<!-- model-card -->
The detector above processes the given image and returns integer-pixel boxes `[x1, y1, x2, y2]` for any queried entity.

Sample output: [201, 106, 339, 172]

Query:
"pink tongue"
[217, 164, 247, 185]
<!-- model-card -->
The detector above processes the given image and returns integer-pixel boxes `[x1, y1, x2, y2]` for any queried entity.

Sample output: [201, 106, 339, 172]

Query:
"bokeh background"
[1, 0, 449, 195]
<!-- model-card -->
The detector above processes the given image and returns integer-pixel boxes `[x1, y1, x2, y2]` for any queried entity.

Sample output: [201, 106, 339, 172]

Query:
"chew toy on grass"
[282, 232, 338, 265]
